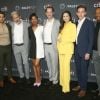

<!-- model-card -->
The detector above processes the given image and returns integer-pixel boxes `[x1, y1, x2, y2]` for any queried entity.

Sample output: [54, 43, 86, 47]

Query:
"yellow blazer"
[57, 21, 76, 54]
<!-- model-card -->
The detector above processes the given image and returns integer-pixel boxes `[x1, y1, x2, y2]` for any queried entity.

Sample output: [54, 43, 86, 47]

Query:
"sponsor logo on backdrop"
[59, 3, 78, 10]
[15, 5, 20, 10]
[15, 5, 36, 10]
[44, 4, 52, 10]
[60, 3, 66, 9]
[0, 6, 8, 11]
[94, 2, 100, 7]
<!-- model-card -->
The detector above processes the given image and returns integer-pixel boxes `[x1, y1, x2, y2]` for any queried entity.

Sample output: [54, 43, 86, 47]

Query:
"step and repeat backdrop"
[0, 0, 100, 82]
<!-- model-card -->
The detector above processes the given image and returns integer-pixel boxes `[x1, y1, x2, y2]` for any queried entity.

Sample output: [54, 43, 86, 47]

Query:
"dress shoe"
[78, 90, 86, 97]
[9, 78, 16, 84]
[17, 78, 25, 84]
[26, 79, 31, 85]
[44, 81, 52, 86]
[91, 88, 98, 93]
[72, 85, 80, 92]
[49, 84, 58, 89]
[0, 80, 4, 88]
[98, 92, 100, 96]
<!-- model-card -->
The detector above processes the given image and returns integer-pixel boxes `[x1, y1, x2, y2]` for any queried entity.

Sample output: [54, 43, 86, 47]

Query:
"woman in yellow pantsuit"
[57, 10, 76, 93]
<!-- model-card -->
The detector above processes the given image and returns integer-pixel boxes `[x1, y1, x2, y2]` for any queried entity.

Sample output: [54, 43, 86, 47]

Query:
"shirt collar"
[78, 17, 86, 23]
[47, 18, 54, 23]
[14, 19, 23, 25]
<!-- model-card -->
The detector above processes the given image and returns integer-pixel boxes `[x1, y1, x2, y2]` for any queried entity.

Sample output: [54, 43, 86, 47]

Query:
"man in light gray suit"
[43, 5, 60, 86]
[92, 7, 100, 96]
[10, 11, 30, 84]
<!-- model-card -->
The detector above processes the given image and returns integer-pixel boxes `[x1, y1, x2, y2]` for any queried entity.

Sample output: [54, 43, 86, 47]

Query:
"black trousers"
[0, 45, 12, 80]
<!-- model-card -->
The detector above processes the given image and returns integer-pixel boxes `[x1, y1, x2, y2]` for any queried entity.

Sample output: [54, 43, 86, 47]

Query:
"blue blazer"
[76, 18, 94, 57]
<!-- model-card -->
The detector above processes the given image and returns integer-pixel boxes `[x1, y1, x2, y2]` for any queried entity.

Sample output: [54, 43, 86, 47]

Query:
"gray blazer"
[43, 18, 60, 50]
[10, 21, 29, 53]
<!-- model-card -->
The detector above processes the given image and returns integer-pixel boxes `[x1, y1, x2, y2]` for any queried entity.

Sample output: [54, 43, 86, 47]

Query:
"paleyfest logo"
[15, 5, 20, 10]
[15, 5, 36, 10]
[60, 3, 66, 9]
[0, 6, 8, 12]
[59, 3, 78, 9]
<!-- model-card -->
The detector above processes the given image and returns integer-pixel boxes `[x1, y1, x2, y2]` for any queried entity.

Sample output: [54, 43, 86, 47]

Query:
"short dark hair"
[29, 13, 38, 20]
[0, 11, 5, 17]
[76, 5, 87, 12]
[96, 7, 100, 10]
[45, 5, 55, 12]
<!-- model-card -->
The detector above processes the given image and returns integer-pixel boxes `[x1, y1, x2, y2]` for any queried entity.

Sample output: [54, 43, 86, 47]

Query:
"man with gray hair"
[10, 11, 30, 84]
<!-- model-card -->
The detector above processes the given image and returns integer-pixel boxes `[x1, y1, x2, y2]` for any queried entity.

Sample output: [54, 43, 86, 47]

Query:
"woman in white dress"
[28, 13, 44, 87]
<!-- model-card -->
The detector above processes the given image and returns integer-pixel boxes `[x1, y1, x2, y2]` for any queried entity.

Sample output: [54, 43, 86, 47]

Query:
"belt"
[14, 43, 24, 46]
[44, 43, 52, 45]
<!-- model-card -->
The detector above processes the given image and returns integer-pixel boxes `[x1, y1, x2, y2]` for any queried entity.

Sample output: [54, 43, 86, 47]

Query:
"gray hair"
[11, 11, 20, 17]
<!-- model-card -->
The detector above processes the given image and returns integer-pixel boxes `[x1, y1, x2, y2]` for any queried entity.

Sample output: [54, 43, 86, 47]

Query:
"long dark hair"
[59, 10, 72, 32]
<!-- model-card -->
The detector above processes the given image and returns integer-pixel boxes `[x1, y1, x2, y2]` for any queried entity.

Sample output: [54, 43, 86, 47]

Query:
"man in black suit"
[0, 11, 16, 88]
[72, 5, 94, 97]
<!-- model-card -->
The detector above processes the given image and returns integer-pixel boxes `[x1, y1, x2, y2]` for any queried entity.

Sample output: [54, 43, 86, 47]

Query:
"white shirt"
[34, 25, 44, 58]
[76, 17, 86, 44]
[13, 20, 24, 44]
[44, 18, 54, 43]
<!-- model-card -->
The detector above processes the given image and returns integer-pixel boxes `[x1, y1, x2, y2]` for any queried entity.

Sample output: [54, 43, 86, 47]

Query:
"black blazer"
[6, 23, 12, 45]
[28, 26, 36, 58]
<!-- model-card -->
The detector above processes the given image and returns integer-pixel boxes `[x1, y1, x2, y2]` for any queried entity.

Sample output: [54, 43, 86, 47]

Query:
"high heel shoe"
[36, 82, 41, 87]
[33, 82, 37, 86]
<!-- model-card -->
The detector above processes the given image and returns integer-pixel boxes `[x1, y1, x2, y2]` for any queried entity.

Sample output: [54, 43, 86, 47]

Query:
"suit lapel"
[6, 23, 12, 44]
[12, 22, 14, 35]
[78, 18, 87, 34]
[22, 22, 25, 41]
[51, 18, 56, 36]
[43, 19, 47, 28]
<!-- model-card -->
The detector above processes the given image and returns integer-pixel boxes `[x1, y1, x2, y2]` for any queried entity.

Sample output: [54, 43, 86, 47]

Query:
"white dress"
[34, 25, 44, 58]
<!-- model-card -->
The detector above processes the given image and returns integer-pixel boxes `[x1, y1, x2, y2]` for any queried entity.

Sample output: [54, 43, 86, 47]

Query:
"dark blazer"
[76, 18, 94, 57]
[6, 23, 12, 45]
[28, 26, 36, 59]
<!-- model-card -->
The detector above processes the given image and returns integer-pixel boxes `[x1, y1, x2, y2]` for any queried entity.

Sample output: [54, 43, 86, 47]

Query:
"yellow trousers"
[59, 54, 72, 93]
